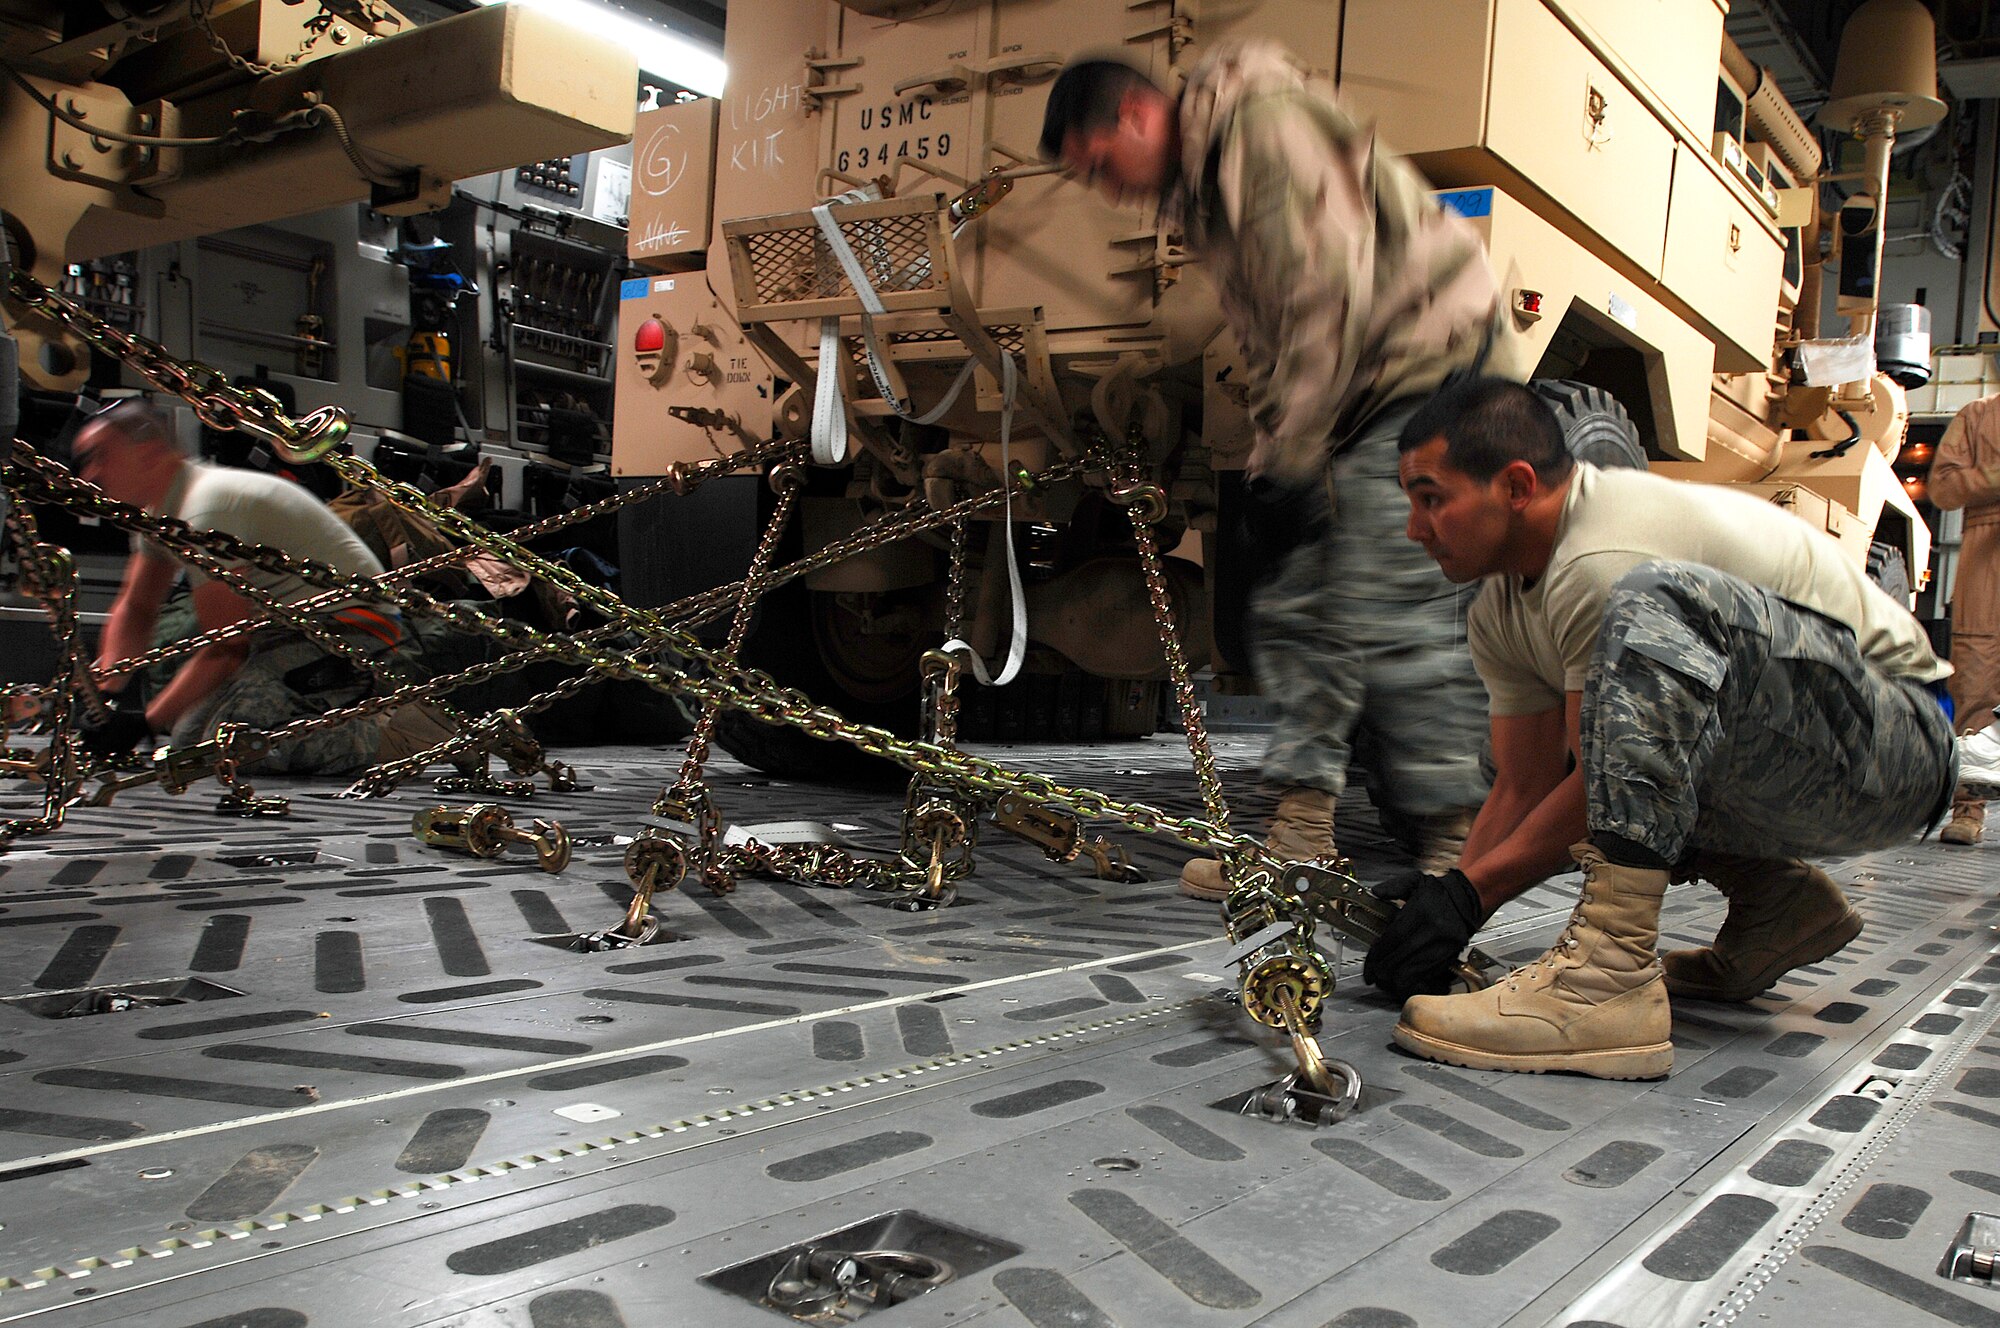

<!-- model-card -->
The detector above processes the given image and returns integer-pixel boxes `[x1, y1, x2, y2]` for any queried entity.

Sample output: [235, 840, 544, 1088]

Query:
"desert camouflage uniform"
[1169, 42, 1495, 820]
[1583, 561, 1956, 864]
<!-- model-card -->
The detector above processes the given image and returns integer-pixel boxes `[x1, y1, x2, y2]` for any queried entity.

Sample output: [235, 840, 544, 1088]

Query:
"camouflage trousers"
[1249, 404, 1488, 818]
[170, 632, 395, 776]
[1583, 561, 1957, 863]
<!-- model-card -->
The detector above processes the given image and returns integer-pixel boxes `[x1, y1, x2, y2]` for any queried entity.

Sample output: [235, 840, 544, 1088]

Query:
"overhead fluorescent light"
[474, 0, 726, 97]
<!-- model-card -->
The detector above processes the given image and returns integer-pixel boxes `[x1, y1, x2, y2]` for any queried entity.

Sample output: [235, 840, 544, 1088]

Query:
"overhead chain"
[74, 440, 804, 692]
[188, 0, 396, 79]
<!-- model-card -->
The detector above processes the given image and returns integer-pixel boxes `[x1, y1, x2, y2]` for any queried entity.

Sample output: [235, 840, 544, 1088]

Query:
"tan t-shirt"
[141, 462, 393, 632]
[1468, 463, 1949, 716]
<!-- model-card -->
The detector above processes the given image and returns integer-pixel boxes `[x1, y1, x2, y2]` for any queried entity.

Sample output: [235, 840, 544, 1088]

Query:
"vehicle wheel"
[1866, 541, 1912, 603]
[711, 579, 923, 786]
[1532, 380, 1647, 471]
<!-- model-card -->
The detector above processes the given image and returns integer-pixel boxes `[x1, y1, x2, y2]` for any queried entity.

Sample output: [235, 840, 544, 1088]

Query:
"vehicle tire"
[711, 578, 923, 787]
[1866, 541, 1912, 603]
[1532, 380, 1647, 471]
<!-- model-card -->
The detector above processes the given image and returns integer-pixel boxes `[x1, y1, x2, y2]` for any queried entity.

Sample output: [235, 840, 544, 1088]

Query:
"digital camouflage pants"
[1583, 560, 1956, 864]
[1250, 404, 1488, 819]
[170, 632, 393, 776]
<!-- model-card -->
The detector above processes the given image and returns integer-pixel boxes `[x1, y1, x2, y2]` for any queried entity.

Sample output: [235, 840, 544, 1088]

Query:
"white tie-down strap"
[724, 820, 867, 849]
[808, 194, 1027, 687]
[939, 353, 1026, 687]
[810, 314, 850, 465]
[811, 196, 907, 464]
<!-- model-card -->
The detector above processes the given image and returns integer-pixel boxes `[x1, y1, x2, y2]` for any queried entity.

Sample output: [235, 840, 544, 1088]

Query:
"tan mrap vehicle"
[616, 0, 1932, 779]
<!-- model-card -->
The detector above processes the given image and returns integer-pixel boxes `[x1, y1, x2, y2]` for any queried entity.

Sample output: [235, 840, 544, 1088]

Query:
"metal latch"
[1940, 1212, 2000, 1287]
[993, 792, 1140, 882]
[765, 1246, 954, 1320]
[412, 803, 571, 873]
[1241, 1066, 1363, 1129]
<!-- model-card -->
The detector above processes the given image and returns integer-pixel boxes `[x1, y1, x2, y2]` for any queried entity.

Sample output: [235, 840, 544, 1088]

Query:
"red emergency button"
[633, 316, 669, 353]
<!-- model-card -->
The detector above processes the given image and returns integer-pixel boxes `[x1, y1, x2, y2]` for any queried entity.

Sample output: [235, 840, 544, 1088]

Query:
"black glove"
[1362, 868, 1484, 1002]
[77, 708, 151, 762]
[1237, 472, 1330, 576]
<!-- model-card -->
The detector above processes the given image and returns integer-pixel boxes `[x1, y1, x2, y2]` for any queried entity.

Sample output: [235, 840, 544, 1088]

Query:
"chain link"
[5, 269, 350, 458]
[1109, 451, 1232, 836]
[0, 534, 85, 849]
[3, 479, 112, 727]
[188, 0, 386, 79]
[10, 442, 1266, 855]
[658, 465, 804, 893]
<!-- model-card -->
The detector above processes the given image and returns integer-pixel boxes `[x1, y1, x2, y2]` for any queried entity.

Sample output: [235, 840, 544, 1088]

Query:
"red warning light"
[634, 317, 668, 353]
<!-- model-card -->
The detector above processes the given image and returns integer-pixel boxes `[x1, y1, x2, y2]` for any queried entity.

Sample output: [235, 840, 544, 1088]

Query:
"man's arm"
[1459, 704, 1565, 866]
[1459, 691, 1588, 912]
[1927, 403, 2000, 512]
[1222, 95, 1367, 482]
[96, 553, 178, 688]
[145, 580, 253, 734]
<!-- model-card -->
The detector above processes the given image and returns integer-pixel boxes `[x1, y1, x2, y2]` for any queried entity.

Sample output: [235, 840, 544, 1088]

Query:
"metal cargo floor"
[0, 735, 1996, 1328]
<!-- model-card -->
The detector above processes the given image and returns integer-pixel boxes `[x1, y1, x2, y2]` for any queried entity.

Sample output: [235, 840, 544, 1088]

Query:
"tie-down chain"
[1, 266, 1499, 1113]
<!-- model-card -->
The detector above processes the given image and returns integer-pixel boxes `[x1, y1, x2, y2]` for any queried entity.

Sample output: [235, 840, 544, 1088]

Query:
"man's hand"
[1362, 868, 1484, 1002]
[77, 709, 152, 762]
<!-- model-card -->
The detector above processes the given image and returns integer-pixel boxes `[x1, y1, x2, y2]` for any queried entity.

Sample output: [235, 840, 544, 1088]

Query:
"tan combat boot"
[1662, 853, 1863, 1002]
[1941, 792, 1986, 846]
[1393, 843, 1672, 1080]
[1179, 785, 1334, 901]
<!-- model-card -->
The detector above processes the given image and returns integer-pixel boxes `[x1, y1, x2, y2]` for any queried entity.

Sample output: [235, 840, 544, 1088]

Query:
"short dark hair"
[1397, 377, 1573, 483]
[1039, 58, 1158, 161]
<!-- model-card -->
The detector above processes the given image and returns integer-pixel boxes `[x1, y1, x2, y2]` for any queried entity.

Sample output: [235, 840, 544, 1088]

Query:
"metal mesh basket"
[737, 210, 940, 310]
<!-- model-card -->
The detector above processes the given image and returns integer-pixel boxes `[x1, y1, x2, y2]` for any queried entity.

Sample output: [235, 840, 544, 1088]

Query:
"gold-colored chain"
[85, 442, 803, 690]
[921, 517, 975, 749]
[6, 270, 350, 458]
[2, 481, 113, 728]
[0, 532, 85, 849]
[658, 465, 804, 893]
[1, 270, 1425, 1031]
[1108, 451, 1232, 836]
[5, 451, 450, 777]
